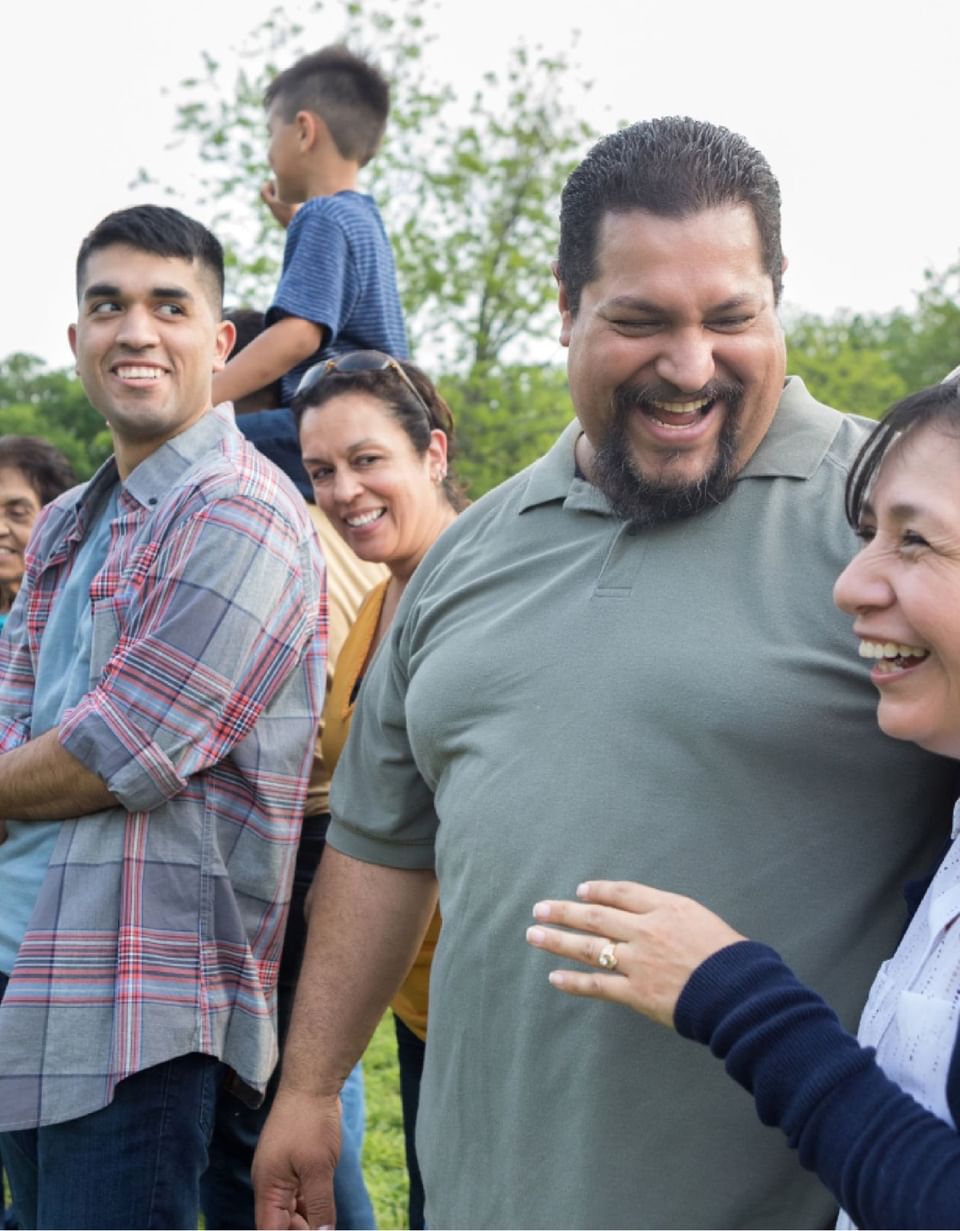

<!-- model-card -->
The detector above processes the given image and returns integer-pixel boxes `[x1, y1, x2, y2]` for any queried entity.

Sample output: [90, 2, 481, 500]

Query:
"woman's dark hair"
[293, 357, 467, 510]
[846, 381, 960, 528]
[0, 436, 77, 506]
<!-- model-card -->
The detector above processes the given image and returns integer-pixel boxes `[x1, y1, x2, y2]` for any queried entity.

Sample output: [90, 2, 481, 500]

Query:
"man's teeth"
[116, 366, 163, 379]
[649, 397, 712, 415]
[858, 639, 929, 661]
[345, 509, 385, 527]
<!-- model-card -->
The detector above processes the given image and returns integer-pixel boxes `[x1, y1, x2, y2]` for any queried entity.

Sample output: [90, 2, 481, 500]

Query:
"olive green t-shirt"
[330, 378, 955, 1230]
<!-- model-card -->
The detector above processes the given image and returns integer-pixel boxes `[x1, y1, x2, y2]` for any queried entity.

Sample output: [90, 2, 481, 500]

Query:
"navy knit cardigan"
[676, 905, 960, 1230]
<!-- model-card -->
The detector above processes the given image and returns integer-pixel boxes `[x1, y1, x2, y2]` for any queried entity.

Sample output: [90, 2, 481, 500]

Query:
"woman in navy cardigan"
[527, 382, 960, 1230]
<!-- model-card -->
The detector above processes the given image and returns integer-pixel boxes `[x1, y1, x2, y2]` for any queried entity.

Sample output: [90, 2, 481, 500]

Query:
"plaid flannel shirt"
[0, 408, 326, 1130]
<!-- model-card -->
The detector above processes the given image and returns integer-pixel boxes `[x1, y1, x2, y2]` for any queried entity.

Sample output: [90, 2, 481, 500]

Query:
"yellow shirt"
[322, 578, 439, 1041]
[304, 506, 388, 816]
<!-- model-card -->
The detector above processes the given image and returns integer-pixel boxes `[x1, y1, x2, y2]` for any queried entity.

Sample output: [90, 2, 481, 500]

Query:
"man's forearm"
[281, 846, 438, 1096]
[212, 317, 324, 407]
[0, 727, 119, 820]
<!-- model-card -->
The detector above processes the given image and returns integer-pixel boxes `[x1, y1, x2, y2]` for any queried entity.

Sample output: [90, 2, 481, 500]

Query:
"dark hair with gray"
[557, 117, 783, 315]
[75, 205, 225, 309]
[0, 436, 77, 506]
[292, 357, 466, 510]
[846, 382, 960, 528]
[264, 45, 389, 167]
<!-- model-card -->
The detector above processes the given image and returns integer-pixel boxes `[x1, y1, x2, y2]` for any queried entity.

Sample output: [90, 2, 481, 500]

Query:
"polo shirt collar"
[738, 376, 843, 480]
[519, 376, 842, 514]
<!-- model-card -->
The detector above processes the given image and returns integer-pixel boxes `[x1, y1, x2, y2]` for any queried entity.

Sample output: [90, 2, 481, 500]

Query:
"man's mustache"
[613, 380, 744, 409]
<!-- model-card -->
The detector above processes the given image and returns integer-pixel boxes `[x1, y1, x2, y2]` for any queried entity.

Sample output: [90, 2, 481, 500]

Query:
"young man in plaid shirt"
[0, 205, 326, 1230]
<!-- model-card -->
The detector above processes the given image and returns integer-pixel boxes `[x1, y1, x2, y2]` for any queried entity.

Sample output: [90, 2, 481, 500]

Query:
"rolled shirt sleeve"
[60, 496, 317, 813]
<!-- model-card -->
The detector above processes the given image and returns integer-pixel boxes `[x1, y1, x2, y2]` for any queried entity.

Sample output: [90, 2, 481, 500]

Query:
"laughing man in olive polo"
[253, 118, 955, 1230]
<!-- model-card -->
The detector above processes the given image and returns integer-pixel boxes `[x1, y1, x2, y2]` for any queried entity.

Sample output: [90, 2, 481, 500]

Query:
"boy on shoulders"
[212, 44, 407, 415]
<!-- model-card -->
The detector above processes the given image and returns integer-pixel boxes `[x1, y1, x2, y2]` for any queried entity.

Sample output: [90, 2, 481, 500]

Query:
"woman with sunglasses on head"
[293, 351, 465, 1230]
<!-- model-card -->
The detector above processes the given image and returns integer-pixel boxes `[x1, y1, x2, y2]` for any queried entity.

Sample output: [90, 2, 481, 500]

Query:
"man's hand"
[253, 1088, 341, 1230]
[254, 851, 438, 1226]
[261, 180, 301, 230]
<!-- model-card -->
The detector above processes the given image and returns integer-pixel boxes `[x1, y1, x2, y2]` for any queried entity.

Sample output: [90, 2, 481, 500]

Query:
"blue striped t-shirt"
[267, 191, 408, 406]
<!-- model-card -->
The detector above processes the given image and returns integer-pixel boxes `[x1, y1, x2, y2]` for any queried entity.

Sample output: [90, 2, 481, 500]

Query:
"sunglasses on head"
[296, 350, 433, 422]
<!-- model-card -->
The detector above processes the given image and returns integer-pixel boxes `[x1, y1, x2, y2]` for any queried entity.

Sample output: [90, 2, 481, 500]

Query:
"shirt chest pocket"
[859, 961, 960, 1128]
[88, 541, 160, 681]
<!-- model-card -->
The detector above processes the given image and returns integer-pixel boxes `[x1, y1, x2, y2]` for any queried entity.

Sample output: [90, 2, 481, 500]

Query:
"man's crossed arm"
[0, 727, 117, 821]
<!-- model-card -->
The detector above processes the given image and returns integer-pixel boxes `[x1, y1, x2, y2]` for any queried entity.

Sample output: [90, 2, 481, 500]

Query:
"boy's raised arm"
[212, 315, 325, 408]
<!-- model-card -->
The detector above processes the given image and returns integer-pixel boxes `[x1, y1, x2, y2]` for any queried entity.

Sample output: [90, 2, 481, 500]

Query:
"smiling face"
[299, 391, 453, 581]
[834, 422, 960, 758]
[0, 467, 42, 608]
[559, 204, 786, 523]
[69, 244, 234, 477]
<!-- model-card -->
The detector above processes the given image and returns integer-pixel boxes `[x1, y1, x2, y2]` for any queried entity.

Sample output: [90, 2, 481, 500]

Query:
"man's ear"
[553, 264, 574, 348]
[67, 323, 78, 361]
[213, 320, 236, 372]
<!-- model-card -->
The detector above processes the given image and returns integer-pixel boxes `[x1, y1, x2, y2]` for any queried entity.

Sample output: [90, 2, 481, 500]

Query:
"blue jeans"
[201, 1062, 372, 1230]
[0, 1043, 222, 1230]
[394, 1014, 426, 1230]
[200, 816, 375, 1230]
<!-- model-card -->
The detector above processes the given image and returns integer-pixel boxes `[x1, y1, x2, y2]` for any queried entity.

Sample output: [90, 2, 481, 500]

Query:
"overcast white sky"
[3, 0, 959, 370]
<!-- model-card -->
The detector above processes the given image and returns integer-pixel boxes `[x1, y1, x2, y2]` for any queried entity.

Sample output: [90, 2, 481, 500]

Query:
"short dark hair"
[557, 117, 784, 315]
[292, 356, 466, 510]
[75, 205, 225, 309]
[223, 307, 283, 410]
[846, 383, 960, 528]
[264, 45, 389, 167]
[224, 307, 267, 354]
[0, 436, 77, 506]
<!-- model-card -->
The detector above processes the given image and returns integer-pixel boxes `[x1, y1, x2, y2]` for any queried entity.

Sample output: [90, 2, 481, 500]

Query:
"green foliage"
[442, 362, 572, 498]
[787, 260, 960, 417]
[787, 329, 907, 419]
[0, 353, 111, 479]
[135, 0, 597, 491]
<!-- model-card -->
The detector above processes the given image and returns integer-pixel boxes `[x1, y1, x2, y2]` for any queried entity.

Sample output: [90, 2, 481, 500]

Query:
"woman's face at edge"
[834, 421, 960, 759]
[0, 466, 43, 607]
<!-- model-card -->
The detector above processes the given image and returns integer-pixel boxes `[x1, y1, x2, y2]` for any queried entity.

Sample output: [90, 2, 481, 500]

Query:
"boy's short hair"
[224, 307, 269, 355]
[75, 205, 226, 310]
[264, 45, 389, 167]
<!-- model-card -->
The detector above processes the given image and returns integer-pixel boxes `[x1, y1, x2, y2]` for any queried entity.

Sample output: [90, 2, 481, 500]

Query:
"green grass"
[362, 1014, 410, 1229]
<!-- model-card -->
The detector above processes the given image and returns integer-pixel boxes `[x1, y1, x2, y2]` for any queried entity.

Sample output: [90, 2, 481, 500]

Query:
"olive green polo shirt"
[330, 377, 956, 1230]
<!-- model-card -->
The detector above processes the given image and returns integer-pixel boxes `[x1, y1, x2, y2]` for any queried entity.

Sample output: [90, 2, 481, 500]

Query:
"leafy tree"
[137, 0, 599, 493]
[787, 319, 907, 419]
[441, 363, 573, 498]
[878, 261, 960, 390]
[787, 260, 960, 417]
[0, 353, 111, 478]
